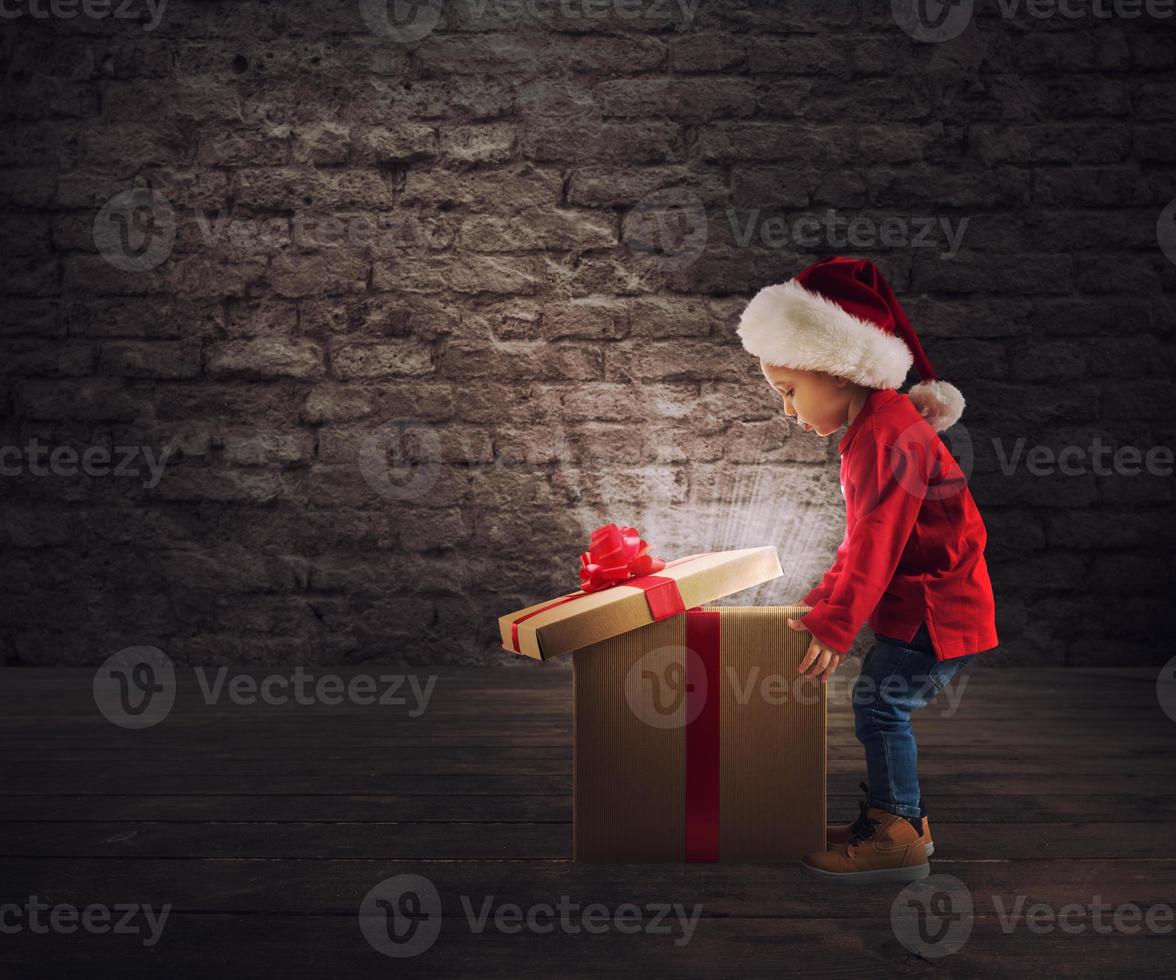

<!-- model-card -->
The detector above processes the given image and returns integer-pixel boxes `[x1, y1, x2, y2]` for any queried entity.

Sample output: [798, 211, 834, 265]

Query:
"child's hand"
[786, 617, 846, 684]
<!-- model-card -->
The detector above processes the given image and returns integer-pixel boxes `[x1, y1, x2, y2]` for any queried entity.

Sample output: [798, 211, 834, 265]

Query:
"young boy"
[736, 255, 999, 884]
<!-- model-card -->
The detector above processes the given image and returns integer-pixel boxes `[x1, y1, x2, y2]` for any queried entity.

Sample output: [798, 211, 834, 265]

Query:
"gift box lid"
[499, 543, 784, 661]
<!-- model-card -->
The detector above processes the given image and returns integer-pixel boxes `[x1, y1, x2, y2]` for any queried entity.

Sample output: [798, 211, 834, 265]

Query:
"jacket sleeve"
[800, 440, 926, 655]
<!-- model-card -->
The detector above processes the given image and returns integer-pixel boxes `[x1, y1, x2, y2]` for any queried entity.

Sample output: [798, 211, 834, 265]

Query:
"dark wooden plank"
[1, 665, 1156, 687]
[1, 699, 1159, 719]
[0, 758, 1169, 784]
[2, 772, 1170, 796]
[2, 914, 1175, 980]
[2, 722, 1170, 753]
[4, 794, 1176, 824]
[4, 743, 1171, 776]
[6, 729, 1170, 748]
[0, 667, 1160, 708]
[0, 794, 566, 822]
[3, 858, 1175, 915]
[0, 820, 1170, 862]
[0, 740, 1171, 763]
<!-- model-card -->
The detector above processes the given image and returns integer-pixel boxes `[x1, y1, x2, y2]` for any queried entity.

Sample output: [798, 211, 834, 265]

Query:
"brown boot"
[803, 807, 930, 882]
[827, 782, 934, 857]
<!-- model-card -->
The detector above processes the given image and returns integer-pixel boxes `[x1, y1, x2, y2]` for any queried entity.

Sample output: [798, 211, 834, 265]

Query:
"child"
[736, 255, 999, 883]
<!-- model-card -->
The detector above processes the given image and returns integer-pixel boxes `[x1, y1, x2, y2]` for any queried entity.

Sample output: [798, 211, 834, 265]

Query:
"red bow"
[578, 523, 667, 593]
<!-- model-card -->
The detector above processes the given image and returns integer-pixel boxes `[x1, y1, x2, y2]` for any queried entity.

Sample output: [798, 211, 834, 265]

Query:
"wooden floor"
[2, 663, 1175, 978]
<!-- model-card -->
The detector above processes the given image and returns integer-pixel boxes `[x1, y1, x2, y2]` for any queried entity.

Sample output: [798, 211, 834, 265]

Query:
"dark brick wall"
[1, 1, 1173, 667]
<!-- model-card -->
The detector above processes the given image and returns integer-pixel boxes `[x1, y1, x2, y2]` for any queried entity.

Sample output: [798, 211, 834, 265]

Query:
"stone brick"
[697, 124, 849, 163]
[747, 37, 855, 77]
[197, 129, 290, 168]
[98, 341, 202, 379]
[1033, 168, 1153, 207]
[372, 254, 541, 295]
[1, 214, 52, 255]
[292, 123, 352, 166]
[3, 256, 60, 296]
[0, 300, 61, 338]
[459, 208, 616, 252]
[669, 34, 747, 72]
[915, 255, 1074, 295]
[437, 341, 602, 382]
[63, 298, 222, 339]
[234, 169, 394, 210]
[152, 465, 285, 503]
[270, 252, 369, 298]
[221, 430, 315, 467]
[317, 423, 491, 466]
[207, 340, 325, 380]
[301, 386, 375, 424]
[972, 124, 1132, 165]
[604, 340, 749, 382]
[595, 78, 759, 122]
[332, 342, 434, 379]
[1136, 80, 1176, 121]
[540, 298, 628, 341]
[568, 166, 728, 208]
[399, 508, 470, 552]
[0, 340, 93, 377]
[1045, 511, 1175, 550]
[520, 121, 682, 163]
[353, 124, 438, 164]
[226, 299, 296, 339]
[401, 166, 562, 209]
[17, 380, 150, 422]
[439, 124, 516, 164]
[628, 295, 715, 339]
[552, 465, 688, 508]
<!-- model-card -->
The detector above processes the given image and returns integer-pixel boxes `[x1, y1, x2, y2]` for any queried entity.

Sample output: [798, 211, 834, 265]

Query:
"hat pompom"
[907, 379, 965, 432]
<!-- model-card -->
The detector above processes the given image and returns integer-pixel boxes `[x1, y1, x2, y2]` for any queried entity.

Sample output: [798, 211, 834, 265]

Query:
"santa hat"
[736, 256, 965, 432]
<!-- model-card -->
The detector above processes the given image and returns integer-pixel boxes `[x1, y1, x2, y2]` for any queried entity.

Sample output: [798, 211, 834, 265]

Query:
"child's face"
[759, 361, 860, 438]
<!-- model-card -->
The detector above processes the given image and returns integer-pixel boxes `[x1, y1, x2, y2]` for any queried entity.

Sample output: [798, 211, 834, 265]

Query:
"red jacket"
[799, 387, 998, 662]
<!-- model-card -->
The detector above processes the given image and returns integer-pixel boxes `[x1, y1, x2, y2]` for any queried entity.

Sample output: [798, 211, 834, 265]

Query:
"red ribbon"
[506, 525, 701, 655]
[578, 523, 666, 592]
[684, 607, 721, 862]
[507, 558, 700, 655]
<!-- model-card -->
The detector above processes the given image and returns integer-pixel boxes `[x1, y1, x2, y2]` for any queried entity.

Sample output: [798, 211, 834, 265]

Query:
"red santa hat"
[736, 256, 965, 432]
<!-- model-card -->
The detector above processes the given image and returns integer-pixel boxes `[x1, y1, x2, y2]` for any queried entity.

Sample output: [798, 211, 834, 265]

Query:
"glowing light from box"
[562, 413, 844, 606]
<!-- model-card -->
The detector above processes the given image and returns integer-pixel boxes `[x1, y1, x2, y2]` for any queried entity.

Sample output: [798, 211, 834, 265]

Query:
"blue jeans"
[851, 622, 978, 819]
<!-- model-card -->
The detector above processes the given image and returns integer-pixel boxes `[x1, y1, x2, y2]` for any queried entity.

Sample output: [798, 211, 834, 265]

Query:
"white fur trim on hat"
[908, 379, 965, 432]
[736, 279, 913, 389]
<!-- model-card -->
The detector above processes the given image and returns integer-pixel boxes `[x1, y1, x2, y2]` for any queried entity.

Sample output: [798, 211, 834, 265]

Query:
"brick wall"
[1, 1, 1174, 667]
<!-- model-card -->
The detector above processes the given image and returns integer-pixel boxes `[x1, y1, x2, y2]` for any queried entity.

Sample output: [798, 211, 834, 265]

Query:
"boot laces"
[847, 801, 880, 847]
[846, 781, 923, 844]
[845, 781, 875, 846]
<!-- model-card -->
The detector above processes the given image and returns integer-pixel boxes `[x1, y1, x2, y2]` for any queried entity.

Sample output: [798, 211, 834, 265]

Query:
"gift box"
[498, 525, 827, 864]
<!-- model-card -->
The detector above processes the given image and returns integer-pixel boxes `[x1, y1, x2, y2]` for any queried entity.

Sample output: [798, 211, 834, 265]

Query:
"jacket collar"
[838, 388, 901, 455]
